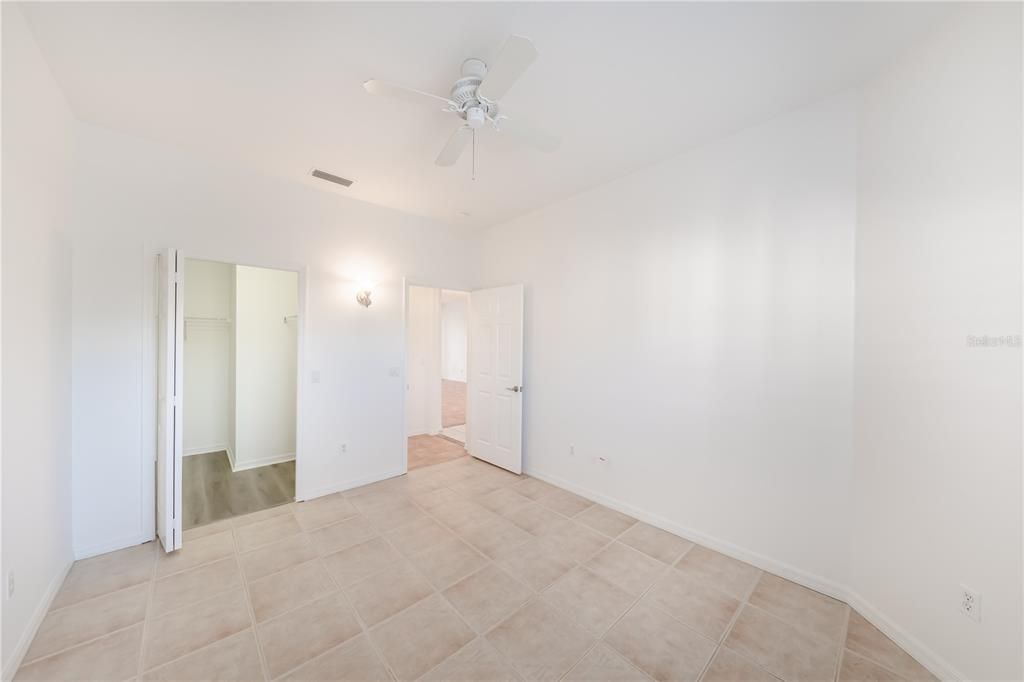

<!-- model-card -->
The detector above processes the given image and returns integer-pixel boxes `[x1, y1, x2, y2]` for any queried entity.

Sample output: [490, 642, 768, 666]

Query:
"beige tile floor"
[16, 457, 937, 681]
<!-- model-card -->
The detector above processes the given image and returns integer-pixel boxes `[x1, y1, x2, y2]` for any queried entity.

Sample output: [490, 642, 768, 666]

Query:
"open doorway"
[440, 289, 469, 443]
[181, 257, 298, 529]
[406, 286, 469, 470]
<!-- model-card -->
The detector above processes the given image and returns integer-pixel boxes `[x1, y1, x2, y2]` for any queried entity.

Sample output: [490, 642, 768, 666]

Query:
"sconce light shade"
[356, 290, 373, 308]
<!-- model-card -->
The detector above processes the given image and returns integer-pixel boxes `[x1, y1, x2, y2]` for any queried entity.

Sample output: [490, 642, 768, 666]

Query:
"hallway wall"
[440, 291, 468, 382]
[406, 286, 442, 438]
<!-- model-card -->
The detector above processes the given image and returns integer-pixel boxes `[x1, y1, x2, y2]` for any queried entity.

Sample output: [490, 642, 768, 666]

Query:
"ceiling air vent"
[311, 169, 354, 187]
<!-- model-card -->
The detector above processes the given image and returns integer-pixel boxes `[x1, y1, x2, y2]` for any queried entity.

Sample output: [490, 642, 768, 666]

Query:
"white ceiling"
[21, 2, 953, 228]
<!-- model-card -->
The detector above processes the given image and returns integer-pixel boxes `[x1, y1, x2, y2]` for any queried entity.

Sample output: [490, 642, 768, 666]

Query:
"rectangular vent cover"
[311, 169, 354, 187]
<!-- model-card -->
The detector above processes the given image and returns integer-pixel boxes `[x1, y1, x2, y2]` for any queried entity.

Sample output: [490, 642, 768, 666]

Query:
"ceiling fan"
[363, 35, 560, 176]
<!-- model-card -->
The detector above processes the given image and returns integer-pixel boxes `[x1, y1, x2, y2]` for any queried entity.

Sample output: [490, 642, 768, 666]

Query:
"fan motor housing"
[450, 76, 481, 107]
[451, 58, 496, 118]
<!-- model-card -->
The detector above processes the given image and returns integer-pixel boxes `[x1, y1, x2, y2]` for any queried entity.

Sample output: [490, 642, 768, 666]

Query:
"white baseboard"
[2, 559, 73, 681]
[230, 451, 293, 473]
[845, 590, 964, 682]
[525, 468, 847, 600]
[183, 443, 230, 457]
[297, 468, 405, 502]
[524, 467, 959, 681]
[73, 532, 153, 561]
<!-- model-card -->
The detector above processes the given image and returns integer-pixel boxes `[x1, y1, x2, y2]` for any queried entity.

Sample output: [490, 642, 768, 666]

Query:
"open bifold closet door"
[156, 248, 184, 551]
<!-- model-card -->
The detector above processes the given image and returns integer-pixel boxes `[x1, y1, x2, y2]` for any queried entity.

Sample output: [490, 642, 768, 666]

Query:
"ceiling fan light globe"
[466, 107, 486, 129]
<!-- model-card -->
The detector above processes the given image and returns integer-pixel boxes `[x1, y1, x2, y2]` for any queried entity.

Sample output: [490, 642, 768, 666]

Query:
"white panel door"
[467, 285, 523, 474]
[156, 248, 184, 552]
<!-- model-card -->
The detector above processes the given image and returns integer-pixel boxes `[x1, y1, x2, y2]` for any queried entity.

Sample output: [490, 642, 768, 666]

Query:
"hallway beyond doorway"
[442, 379, 465, 427]
[408, 434, 467, 471]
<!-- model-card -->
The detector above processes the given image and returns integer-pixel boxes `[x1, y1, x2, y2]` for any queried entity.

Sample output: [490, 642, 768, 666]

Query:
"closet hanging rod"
[184, 316, 232, 322]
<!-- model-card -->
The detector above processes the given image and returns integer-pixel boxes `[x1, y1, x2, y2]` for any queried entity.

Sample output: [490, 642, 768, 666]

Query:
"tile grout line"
[134, 551, 161, 678]
[396, 480, 534, 680]
[834, 603, 852, 682]
[23, 459, 926, 682]
[694, 567, 766, 682]
[398, 465, 605, 679]
[31, 477, 671, 679]
[231, 522, 274, 682]
[240, 501, 372, 675]
[132, 532, 267, 679]
[300, 475, 504, 680]
[18, 621, 148, 674]
[553, 542, 685, 681]
[16, 582, 151, 669]
[836, 619, 921, 682]
[364, 484, 518, 679]
[482, 486, 635, 681]
[321, 555, 400, 682]
[24, 471, 595, 677]
[140, 471, 483, 675]
[243, 506, 395, 680]
[140, 625, 253, 679]
[19, 548, 264, 675]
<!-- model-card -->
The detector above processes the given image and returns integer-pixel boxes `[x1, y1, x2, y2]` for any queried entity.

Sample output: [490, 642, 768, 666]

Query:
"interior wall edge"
[524, 466, 963, 682]
[0, 559, 73, 682]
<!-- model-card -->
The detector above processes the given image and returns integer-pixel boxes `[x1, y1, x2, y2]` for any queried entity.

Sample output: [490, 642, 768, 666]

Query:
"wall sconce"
[356, 289, 373, 308]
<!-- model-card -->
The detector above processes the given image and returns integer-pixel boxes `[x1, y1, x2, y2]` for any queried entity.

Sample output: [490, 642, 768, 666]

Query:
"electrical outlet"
[569, 445, 575, 456]
[960, 585, 981, 622]
[340, 443, 348, 455]
[6, 572, 14, 599]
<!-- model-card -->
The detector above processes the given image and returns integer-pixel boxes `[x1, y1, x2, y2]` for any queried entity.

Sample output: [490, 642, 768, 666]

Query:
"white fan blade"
[498, 116, 560, 153]
[477, 35, 538, 102]
[436, 126, 473, 166]
[363, 79, 454, 108]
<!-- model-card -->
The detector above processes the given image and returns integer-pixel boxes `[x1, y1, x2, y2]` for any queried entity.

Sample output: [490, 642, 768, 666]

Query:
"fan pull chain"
[472, 128, 477, 181]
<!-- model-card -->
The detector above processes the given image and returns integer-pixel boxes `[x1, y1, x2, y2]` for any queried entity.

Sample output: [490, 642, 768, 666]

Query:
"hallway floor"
[16, 457, 935, 681]
[441, 379, 465, 428]
[408, 434, 466, 471]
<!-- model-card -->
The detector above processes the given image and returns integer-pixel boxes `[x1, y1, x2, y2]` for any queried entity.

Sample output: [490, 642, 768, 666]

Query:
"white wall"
[851, 5, 1022, 680]
[66, 122, 476, 558]
[406, 286, 442, 437]
[234, 265, 298, 469]
[183, 259, 234, 456]
[441, 291, 468, 382]
[1, 4, 76, 674]
[477, 94, 858, 591]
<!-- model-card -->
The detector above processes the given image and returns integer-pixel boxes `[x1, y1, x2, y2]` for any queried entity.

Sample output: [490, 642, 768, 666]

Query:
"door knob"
[506, 385, 522, 393]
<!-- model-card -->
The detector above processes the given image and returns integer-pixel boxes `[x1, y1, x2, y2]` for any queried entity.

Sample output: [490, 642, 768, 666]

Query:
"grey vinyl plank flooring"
[183, 450, 295, 529]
